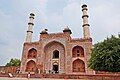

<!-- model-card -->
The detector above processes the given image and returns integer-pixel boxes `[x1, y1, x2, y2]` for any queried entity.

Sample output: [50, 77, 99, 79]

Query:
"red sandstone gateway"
[0, 4, 120, 80]
[20, 4, 94, 75]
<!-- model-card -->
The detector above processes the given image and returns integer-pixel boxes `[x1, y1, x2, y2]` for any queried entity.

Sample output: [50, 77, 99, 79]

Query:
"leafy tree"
[88, 35, 120, 72]
[5, 58, 21, 67]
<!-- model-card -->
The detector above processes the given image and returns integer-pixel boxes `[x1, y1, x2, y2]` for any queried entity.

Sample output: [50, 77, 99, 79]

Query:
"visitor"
[49, 70, 51, 74]
[8, 73, 13, 78]
[38, 69, 40, 74]
[27, 72, 30, 79]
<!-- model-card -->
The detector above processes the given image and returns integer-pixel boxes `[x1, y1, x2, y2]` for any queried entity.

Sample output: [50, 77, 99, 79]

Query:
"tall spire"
[25, 13, 35, 42]
[82, 4, 90, 38]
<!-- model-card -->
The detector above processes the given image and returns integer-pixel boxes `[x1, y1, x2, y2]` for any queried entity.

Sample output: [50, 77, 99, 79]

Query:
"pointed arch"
[53, 50, 59, 59]
[44, 41, 65, 60]
[26, 60, 37, 72]
[27, 48, 37, 59]
[44, 41, 65, 72]
[72, 46, 84, 57]
[73, 59, 85, 72]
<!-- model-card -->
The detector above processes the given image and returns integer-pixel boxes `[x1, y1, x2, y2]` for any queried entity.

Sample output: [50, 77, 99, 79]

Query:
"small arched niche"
[72, 46, 84, 57]
[27, 48, 37, 59]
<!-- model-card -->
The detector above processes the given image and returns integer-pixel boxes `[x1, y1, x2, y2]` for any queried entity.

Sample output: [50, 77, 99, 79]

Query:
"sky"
[0, 0, 120, 66]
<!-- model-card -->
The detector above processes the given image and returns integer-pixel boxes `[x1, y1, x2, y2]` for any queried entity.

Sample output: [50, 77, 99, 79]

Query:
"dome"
[40, 29, 48, 34]
[63, 26, 72, 34]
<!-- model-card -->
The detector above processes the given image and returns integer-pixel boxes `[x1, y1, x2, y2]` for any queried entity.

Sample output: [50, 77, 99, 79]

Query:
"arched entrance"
[73, 59, 85, 72]
[26, 60, 37, 72]
[72, 46, 84, 57]
[53, 62, 59, 73]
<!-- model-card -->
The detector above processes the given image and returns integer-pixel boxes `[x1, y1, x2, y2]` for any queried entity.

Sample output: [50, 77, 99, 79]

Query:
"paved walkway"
[0, 77, 85, 80]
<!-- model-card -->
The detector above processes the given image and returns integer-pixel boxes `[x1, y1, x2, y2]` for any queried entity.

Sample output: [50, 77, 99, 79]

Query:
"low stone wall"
[0, 73, 120, 80]
[0, 73, 9, 77]
[0, 66, 20, 74]
[42, 74, 120, 80]
[96, 71, 120, 75]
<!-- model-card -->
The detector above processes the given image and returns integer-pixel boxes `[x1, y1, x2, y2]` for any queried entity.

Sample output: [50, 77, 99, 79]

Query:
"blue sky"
[0, 0, 120, 66]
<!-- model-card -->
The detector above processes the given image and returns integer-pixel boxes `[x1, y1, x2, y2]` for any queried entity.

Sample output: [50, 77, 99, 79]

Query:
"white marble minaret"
[82, 4, 90, 38]
[25, 13, 35, 42]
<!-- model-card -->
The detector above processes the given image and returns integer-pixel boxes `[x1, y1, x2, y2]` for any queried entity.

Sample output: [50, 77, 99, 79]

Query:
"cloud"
[46, 12, 64, 32]
[0, 9, 23, 65]
[44, 1, 83, 37]
[89, 2, 120, 42]
[63, 2, 82, 37]
[0, 0, 47, 65]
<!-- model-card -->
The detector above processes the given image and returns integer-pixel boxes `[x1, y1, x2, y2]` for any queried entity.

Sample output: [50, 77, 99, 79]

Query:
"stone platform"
[0, 77, 83, 80]
[0, 73, 120, 80]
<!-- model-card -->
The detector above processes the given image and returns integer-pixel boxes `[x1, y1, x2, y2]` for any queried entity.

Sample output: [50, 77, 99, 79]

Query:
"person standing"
[27, 72, 30, 79]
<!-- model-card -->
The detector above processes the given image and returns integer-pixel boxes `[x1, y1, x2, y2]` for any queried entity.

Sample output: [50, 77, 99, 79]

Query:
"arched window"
[72, 46, 84, 57]
[26, 60, 37, 72]
[28, 48, 37, 59]
[73, 59, 85, 72]
[53, 50, 59, 59]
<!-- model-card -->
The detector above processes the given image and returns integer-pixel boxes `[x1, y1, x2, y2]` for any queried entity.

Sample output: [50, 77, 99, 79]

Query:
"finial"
[64, 26, 69, 30]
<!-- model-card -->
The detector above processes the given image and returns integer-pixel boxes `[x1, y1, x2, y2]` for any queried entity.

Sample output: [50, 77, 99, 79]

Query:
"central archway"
[44, 41, 65, 73]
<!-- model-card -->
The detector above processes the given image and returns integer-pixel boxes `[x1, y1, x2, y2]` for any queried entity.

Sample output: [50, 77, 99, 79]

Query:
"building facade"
[20, 4, 93, 74]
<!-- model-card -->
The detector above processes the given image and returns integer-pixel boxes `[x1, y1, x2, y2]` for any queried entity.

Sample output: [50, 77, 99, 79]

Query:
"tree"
[5, 58, 21, 67]
[88, 35, 120, 72]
